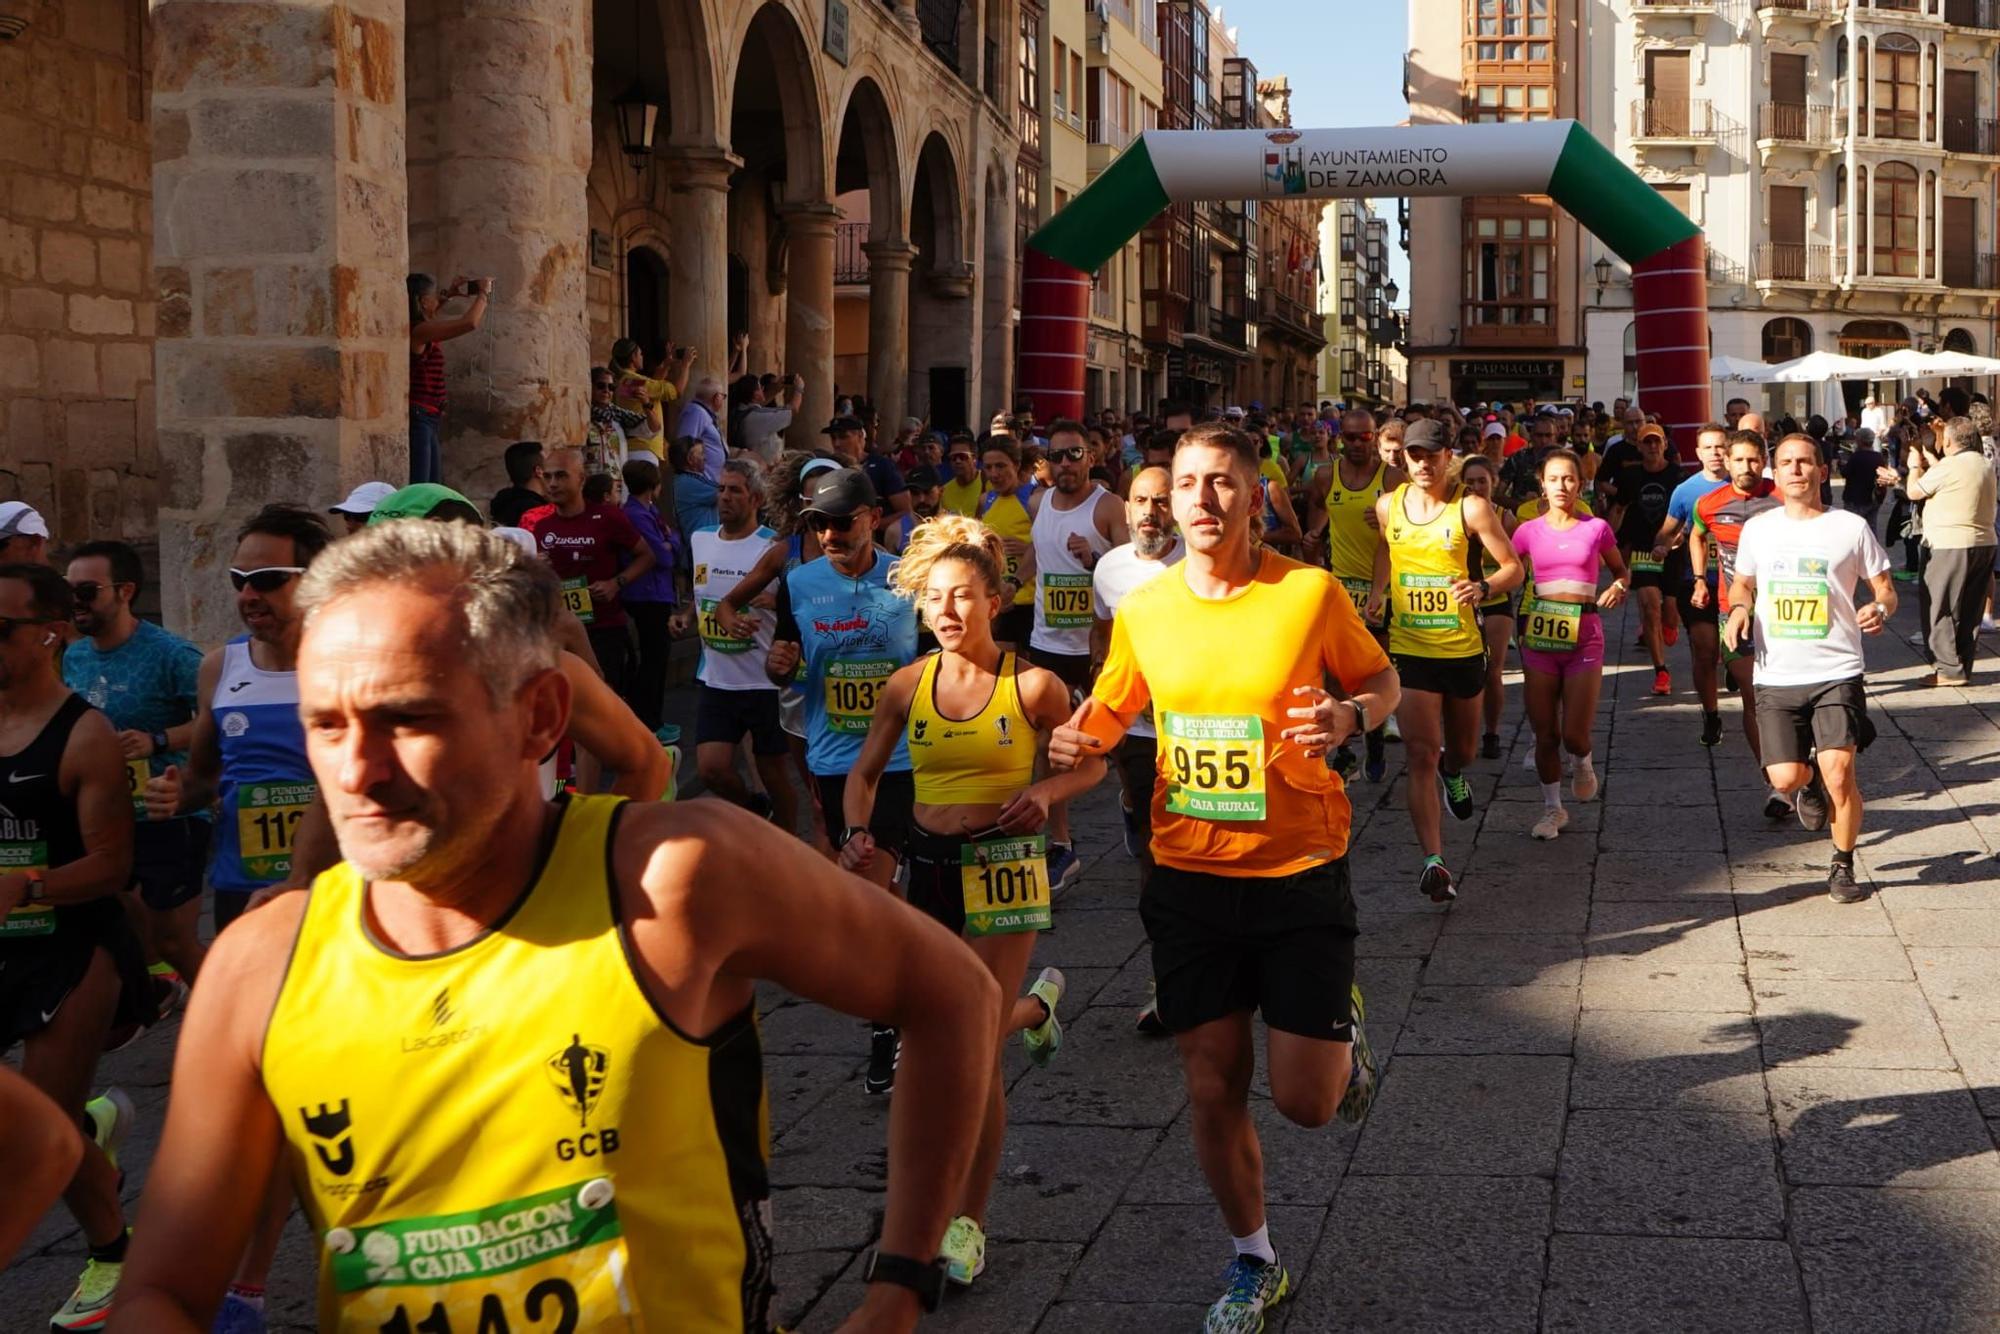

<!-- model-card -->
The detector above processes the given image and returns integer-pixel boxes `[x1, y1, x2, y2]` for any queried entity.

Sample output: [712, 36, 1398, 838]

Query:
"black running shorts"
[1754, 676, 1874, 766]
[815, 769, 916, 855]
[0, 898, 152, 1047]
[1391, 652, 1487, 701]
[1141, 859, 1358, 1041]
[131, 818, 211, 912]
[694, 684, 790, 756]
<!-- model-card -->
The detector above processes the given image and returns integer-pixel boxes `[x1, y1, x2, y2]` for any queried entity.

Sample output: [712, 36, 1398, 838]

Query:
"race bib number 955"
[1161, 712, 1267, 821]
[328, 1178, 638, 1333]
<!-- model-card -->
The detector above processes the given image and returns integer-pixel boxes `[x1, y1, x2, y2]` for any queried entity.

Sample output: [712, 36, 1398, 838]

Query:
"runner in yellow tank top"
[841, 515, 1105, 1292]
[1309, 407, 1406, 785]
[112, 521, 1002, 1330]
[1367, 420, 1522, 904]
[975, 436, 1038, 649]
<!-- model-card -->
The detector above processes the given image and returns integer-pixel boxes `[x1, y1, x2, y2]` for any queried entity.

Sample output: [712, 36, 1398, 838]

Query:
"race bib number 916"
[1521, 598, 1582, 653]
[328, 1178, 637, 1333]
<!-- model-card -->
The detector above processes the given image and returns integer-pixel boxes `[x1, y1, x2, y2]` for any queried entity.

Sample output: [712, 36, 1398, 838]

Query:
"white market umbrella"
[1761, 350, 1881, 383]
[1710, 354, 1771, 383]
[1864, 347, 2000, 379]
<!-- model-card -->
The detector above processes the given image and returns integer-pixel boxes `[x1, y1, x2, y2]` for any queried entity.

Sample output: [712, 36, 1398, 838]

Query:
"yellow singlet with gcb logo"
[261, 794, 776, 1333]
[1382, 483, 1484, 659]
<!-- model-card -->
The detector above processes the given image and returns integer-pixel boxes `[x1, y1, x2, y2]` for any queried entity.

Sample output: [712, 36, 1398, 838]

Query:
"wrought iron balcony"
[1755, 242, 1833, 284]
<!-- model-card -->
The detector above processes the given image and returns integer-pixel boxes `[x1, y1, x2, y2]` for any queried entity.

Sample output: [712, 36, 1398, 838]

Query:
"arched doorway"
[1761, 317, 1814, 418]
[1840, 319, 1910, 417]
[1944, 326, 1979, 398]
[909, 132, 971, 431]
[626, 245, 669, 365]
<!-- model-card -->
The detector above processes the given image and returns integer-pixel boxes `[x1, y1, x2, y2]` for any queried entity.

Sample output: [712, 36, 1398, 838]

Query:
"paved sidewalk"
[9, 596, 2000, 1331]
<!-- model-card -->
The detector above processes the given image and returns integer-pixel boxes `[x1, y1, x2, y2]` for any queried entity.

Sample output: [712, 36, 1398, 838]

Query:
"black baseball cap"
[821, 415, 866, 436]
[800, 467, 879, 517]
[905, 465, 943, 490]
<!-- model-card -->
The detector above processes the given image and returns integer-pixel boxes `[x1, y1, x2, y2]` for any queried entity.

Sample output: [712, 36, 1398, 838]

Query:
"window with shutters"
[1463, 198, 1554, 330]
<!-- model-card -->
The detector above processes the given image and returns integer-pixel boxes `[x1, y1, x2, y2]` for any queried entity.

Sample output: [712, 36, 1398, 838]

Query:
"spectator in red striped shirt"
[407, 273, 491, 485]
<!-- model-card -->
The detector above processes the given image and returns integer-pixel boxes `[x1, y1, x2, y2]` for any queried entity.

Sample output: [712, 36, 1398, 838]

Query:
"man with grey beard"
[1090, 465, 1183, 1034]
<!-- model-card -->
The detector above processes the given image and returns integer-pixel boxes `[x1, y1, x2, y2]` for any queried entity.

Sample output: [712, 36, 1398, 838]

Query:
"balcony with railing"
[1758, 101, 1835, 146]
[1943, 115, 2000, 156]
[1944, 0, 2000, 31]
[835, 222, 869, 285]
[916, 0, 961, 72]
[1755, 241, 1833, 284]
[1943, 250, 2000, 289]
[1634, 0, 1726, 33]
[1087, 119, 1133, 151]
[1757, 0, 1840, 16]
[1631, 98, 1719, 142]
[1706, 249, 1747, 286]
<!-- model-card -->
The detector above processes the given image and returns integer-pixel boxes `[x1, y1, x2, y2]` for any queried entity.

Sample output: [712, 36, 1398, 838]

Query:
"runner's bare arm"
[1000, 669, 1108, 828]
[42, 708, 133, 903]
[0, 1067, 81, 1266]
[616, 802, 998, 1332]
[838, 664, 922, 871]
[716, 541, 789, 631]
[1463, 494, 1524, 597]
[553, 607, 603, 676]
[1263, 481, 1303, 548]
[1722, 573, 1757, 650]
[1686, 526, 1710, 607]
[1858, 570, 1898, 633]
[565, 651, 673, 800]
[149, 647, 223, 818]
[1366, 496, 1393, 619]
[1097, 490, 1131, 547]
[109, 897, 307, 1332]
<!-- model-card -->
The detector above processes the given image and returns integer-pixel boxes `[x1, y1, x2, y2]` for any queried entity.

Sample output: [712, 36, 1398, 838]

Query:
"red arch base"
[1630, 235, 1710, 461]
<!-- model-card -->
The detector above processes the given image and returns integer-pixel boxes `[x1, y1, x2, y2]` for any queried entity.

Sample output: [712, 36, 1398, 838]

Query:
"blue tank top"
[779, 553, 917, 776]
[209, 637, 315, 893]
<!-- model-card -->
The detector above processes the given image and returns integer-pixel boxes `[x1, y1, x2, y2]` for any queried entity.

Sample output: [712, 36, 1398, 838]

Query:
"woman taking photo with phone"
[840, 514, 1105, 1290]
[406, 273, 491, 484]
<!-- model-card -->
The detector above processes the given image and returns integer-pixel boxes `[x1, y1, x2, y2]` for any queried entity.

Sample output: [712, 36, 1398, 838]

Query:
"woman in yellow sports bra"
[840, 514, 1105, 1290]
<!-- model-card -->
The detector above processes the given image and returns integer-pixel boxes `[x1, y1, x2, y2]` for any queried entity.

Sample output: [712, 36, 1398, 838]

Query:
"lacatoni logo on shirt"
[222, 711, 250, 737]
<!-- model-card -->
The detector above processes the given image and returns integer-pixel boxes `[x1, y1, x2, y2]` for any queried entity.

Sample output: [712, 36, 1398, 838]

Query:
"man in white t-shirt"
[1089, 464, 1183, 1035]
[1724, 434, 1897, 904]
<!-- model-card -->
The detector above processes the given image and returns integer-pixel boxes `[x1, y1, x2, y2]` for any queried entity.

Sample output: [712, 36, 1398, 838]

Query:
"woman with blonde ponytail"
[841, 512, 1106, 1290]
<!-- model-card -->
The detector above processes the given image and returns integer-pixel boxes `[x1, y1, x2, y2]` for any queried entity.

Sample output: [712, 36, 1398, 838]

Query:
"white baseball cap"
[329, 481, 399, 517]
[0, 501, 50, 542]
[489, 526, 540, 559]
[1482, 421, 1507, 439]
[1223, 405, 1246, 418]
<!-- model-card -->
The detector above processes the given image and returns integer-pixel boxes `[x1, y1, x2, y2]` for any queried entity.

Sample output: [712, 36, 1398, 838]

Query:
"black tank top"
[0, 693, 96, 931]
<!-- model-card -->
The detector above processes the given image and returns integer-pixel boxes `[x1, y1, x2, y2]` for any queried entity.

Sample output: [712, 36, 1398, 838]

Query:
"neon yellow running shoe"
[938, 1214, 987, 1286]
[1022, 967, 1065, 1068]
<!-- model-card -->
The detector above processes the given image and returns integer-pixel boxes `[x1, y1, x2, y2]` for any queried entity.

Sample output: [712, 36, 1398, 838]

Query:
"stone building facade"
[0, 0, 1018, 642]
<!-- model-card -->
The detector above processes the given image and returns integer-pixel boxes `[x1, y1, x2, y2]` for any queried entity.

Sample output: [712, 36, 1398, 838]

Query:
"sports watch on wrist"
[150, 730, 170, 755]
[861, 1250, 947, 1311]
[839, 826, 868, 850]
[1347, 698, 1368, 735]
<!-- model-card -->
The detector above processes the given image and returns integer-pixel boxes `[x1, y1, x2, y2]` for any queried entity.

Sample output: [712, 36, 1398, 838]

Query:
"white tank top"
[1030, 485, 1112, 656]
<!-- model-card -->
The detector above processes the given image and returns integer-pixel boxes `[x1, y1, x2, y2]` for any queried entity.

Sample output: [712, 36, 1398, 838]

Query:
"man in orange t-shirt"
[1050, 421, 1399, 1332]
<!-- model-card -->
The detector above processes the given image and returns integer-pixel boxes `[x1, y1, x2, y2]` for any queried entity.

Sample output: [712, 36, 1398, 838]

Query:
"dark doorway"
[626, 245, 669, 364]
[928, 366, 969, 433]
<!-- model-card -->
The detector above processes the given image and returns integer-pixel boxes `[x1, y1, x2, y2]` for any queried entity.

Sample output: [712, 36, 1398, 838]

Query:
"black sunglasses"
[68, 581, 120, 603]
[1049, 445, 1089, 463]
[805, 512, 863, 534]
[228, 566, 306, 593]
[592, 380, 615, 391]
[0, 615, 61, 638]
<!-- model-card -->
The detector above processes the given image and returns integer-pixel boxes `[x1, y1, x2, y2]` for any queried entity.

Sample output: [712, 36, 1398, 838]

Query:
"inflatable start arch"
[1020, 120, 1708, 455]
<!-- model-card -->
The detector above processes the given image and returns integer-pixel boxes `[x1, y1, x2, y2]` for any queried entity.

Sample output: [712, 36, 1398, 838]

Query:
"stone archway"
[908, 132, 972, 431]
[833, 75, 911, 427]
[729, 2, 835, 443]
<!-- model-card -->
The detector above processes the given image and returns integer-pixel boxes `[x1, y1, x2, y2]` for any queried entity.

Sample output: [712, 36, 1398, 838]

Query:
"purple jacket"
[620, 496, 680, 604]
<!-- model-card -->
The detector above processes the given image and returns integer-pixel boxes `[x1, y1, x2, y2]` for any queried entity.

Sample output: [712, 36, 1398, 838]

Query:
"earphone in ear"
[42, 633, 57, 646]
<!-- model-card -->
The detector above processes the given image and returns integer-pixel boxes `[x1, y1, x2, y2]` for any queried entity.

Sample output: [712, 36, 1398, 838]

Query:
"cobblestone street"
[11, 596, 2000, 1331]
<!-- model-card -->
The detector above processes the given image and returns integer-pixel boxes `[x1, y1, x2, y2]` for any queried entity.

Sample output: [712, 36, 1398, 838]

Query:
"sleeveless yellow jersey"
[1323, 461, 1389, 596]
[980, 485, 1036, 606]
[262, 794, 774, 1333]
[907, 651, 1036, 805]
[1383, 483, 1483, 659]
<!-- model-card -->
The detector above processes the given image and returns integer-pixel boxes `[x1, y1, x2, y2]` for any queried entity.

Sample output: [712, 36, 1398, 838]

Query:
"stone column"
[659, 147, 741, 375]
[412, 0, 590, 501]
[862, 239, 917, 434]
[151, 0, 406, 643]
[910, 263, 975, 429]
[782, 203, 839, 449]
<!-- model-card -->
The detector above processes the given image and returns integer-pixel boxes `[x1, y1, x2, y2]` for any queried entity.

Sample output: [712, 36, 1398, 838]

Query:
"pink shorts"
[1518, 610, 1605, 679]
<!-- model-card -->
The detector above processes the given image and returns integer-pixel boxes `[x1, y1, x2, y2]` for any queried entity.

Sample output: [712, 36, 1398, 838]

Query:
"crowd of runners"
[0, 380, 1960, 1331]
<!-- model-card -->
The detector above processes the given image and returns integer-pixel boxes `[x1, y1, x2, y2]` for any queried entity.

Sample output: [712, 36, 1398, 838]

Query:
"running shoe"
[1136, 980, 1169, 1036]
[1480, 732, 1501, 761]
[938, 1215, 987, 1286]
[1120, 801, 1143, 859]
[863, 1026, 900, 1096]
[1700, 711, 1724, 748]
[148, 964, 190, 1020]
[1651, 668, 1672, 697]
[1531, 807, 1568, 841]
[1383, 713, 1401, 743]
[211, 1292, 269, 1334]
[50, 1253, 122, 1332]
[1893, 569, 1919, 583]
[1047, 842, 1080, 891]
[1330, 746, 1358, 782]
[84, 1087, 135, 1184]
[1663, 621, 1680, 647]
[1364, 731, 1387, 783]
[1763, 789, 1794, 821]
[1521, 746, 1538, 773]
[1795, 771, 1830, 832]
[1571, 762, 1598, 803]
[1022, 968, 1066, 1068]
[1205, 1256, 1290, 1334]
[1983, 616, 2000, 634]
[1440, 770, 1475, 822]
[1419, 858, 1457, 903]
[1827, 860, 1868, 904]
[1337, 983, 1376, 1124]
